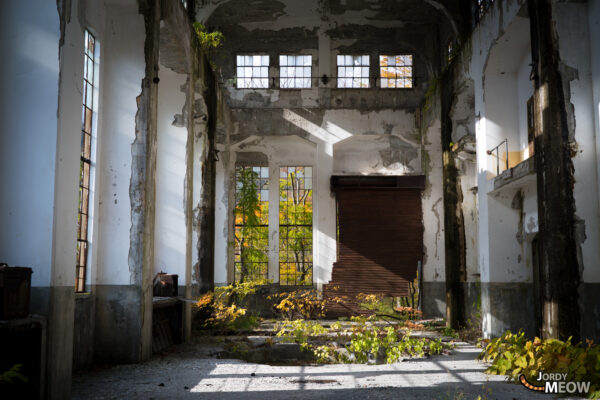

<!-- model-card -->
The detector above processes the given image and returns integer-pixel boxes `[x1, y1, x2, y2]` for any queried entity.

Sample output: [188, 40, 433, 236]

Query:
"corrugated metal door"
[324, 184, 423, 315]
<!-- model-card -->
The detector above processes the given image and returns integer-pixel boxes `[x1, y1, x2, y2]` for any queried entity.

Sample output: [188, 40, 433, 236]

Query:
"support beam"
[441, 67, 467, 330]
[527, 0, 581, 341]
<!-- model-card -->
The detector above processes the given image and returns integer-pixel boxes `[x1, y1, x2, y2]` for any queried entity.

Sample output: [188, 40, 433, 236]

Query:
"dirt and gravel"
[72, 339, 551, 399]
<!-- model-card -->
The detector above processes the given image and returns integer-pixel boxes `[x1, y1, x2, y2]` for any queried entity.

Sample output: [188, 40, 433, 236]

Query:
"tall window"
[76, 30, 99, 292]
[234, 166, 269, 283]
[380, 55, 413, 88]
[279, 166, 313, 286]
[236, 55, 269, 88]
[279, 55, 312, 88]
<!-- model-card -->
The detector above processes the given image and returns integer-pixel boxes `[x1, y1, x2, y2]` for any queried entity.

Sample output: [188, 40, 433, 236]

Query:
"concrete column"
[528, 0, 581, 341]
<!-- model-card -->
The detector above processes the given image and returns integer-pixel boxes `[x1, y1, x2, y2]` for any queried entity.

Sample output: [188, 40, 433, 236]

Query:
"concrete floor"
[72, 341, 558, 399]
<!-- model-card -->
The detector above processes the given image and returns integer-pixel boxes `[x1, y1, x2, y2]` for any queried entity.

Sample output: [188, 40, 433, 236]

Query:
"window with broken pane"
[76, 30, 99, 293]
[380, 55, 413, 89]
[337, 55, 370, 88]
[279, 55, 312, 89]
[236, 55, 269, 89]
[279, 166, 313, 286]
[234, 166, 270, 283]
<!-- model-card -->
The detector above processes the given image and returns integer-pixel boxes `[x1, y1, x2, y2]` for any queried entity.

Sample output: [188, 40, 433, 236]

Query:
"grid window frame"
[233, 165, 270, 283]
[279, 55, 312, 89]
[76, 30, 98, 293]
[336, 54, 370, 89]
[236, 54, 270, 89]
[279, 166, 313, 286]
[379, 55, 413, 89]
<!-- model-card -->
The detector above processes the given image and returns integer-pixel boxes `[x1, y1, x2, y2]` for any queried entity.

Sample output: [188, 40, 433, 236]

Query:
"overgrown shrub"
[194, 281, 265, 332]
[479, 330, 600, 398]
[356, 293, 422, 321]
[269, 289, 327, 319]
[276, 317, 450, 364]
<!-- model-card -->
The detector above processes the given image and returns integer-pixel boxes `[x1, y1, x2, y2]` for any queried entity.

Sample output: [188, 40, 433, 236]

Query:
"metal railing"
[487, 138, 509, 175]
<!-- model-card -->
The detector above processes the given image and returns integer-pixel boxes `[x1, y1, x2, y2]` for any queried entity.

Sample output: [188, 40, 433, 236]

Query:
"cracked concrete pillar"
[527, 0, 581, 341]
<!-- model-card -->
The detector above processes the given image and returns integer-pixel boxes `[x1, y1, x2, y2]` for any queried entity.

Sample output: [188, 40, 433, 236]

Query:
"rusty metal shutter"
[324, 177, 424, 315]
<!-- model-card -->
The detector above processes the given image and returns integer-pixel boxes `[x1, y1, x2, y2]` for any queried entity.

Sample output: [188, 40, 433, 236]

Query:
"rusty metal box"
[0, 265, 33, 319]
[153, 273, 178, 297]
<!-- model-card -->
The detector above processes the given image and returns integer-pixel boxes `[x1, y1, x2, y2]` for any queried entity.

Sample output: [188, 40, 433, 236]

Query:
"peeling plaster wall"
[553, 1, 600, 284]
[95, 3, 145, 286]
[93, 1, 148, 363]
[154, 64, 188, 282]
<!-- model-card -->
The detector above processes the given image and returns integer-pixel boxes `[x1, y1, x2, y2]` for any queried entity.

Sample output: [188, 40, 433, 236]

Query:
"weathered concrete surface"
[47, 285, 75, 399]
[72, 341, 547, 399]
[30, 287, 51, 316]
[480, 282, 536, 338]
[94, 285, 143, 364]
[73, 294, 96, 371]
[580, 283, 600, 342]
[422, 282, 446, 318]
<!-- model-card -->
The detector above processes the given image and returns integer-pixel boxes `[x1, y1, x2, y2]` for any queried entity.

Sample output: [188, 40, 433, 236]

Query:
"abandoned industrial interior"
[1, 0, 600, 398]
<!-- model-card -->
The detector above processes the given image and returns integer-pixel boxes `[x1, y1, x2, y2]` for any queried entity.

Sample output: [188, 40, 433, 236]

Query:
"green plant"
[0, 364, 27, 385]
[275, 317, 450, 365]
[276, 319, 327, 350]
[194, 280, 266, 332]
[356, 293, 422, 321]
[479, 330, 600, 398]
[269, 289, 327, 319]
[441, 326, 459, 339]
[193, 22, 224, 50]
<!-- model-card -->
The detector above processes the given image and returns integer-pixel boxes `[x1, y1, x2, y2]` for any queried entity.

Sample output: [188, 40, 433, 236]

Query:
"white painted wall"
[422, 120, 446, 285]
[154, 65, 188, 281]
[214, 149, 230, 285]
[484, 74, 519, 175]
[95, 4, 146, 286]
[487, 188, 529, 282]
[0, 0, 60, 287]
[591, 0, 600, 246]
[517, 53, 533, 156]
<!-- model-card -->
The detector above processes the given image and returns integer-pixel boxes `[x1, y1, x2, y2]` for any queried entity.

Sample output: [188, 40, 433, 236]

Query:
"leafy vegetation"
[269, 289, 327, 320]
[194, 280, 266, 332]
[479, 330, 600, 398]
[276, 316, 451, 364]
[0, 364, 27, 385]
[268, 288, 348, 320]
[356, 292, 422, 321]
[193, 22, 224, 50]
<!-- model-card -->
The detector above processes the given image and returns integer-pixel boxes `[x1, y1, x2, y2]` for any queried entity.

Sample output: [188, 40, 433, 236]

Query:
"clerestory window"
[337, 55, 370, 88]
[279, 55, 312, 89]
[236, 55, 269, 89]
[379, 55, 413, 89]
